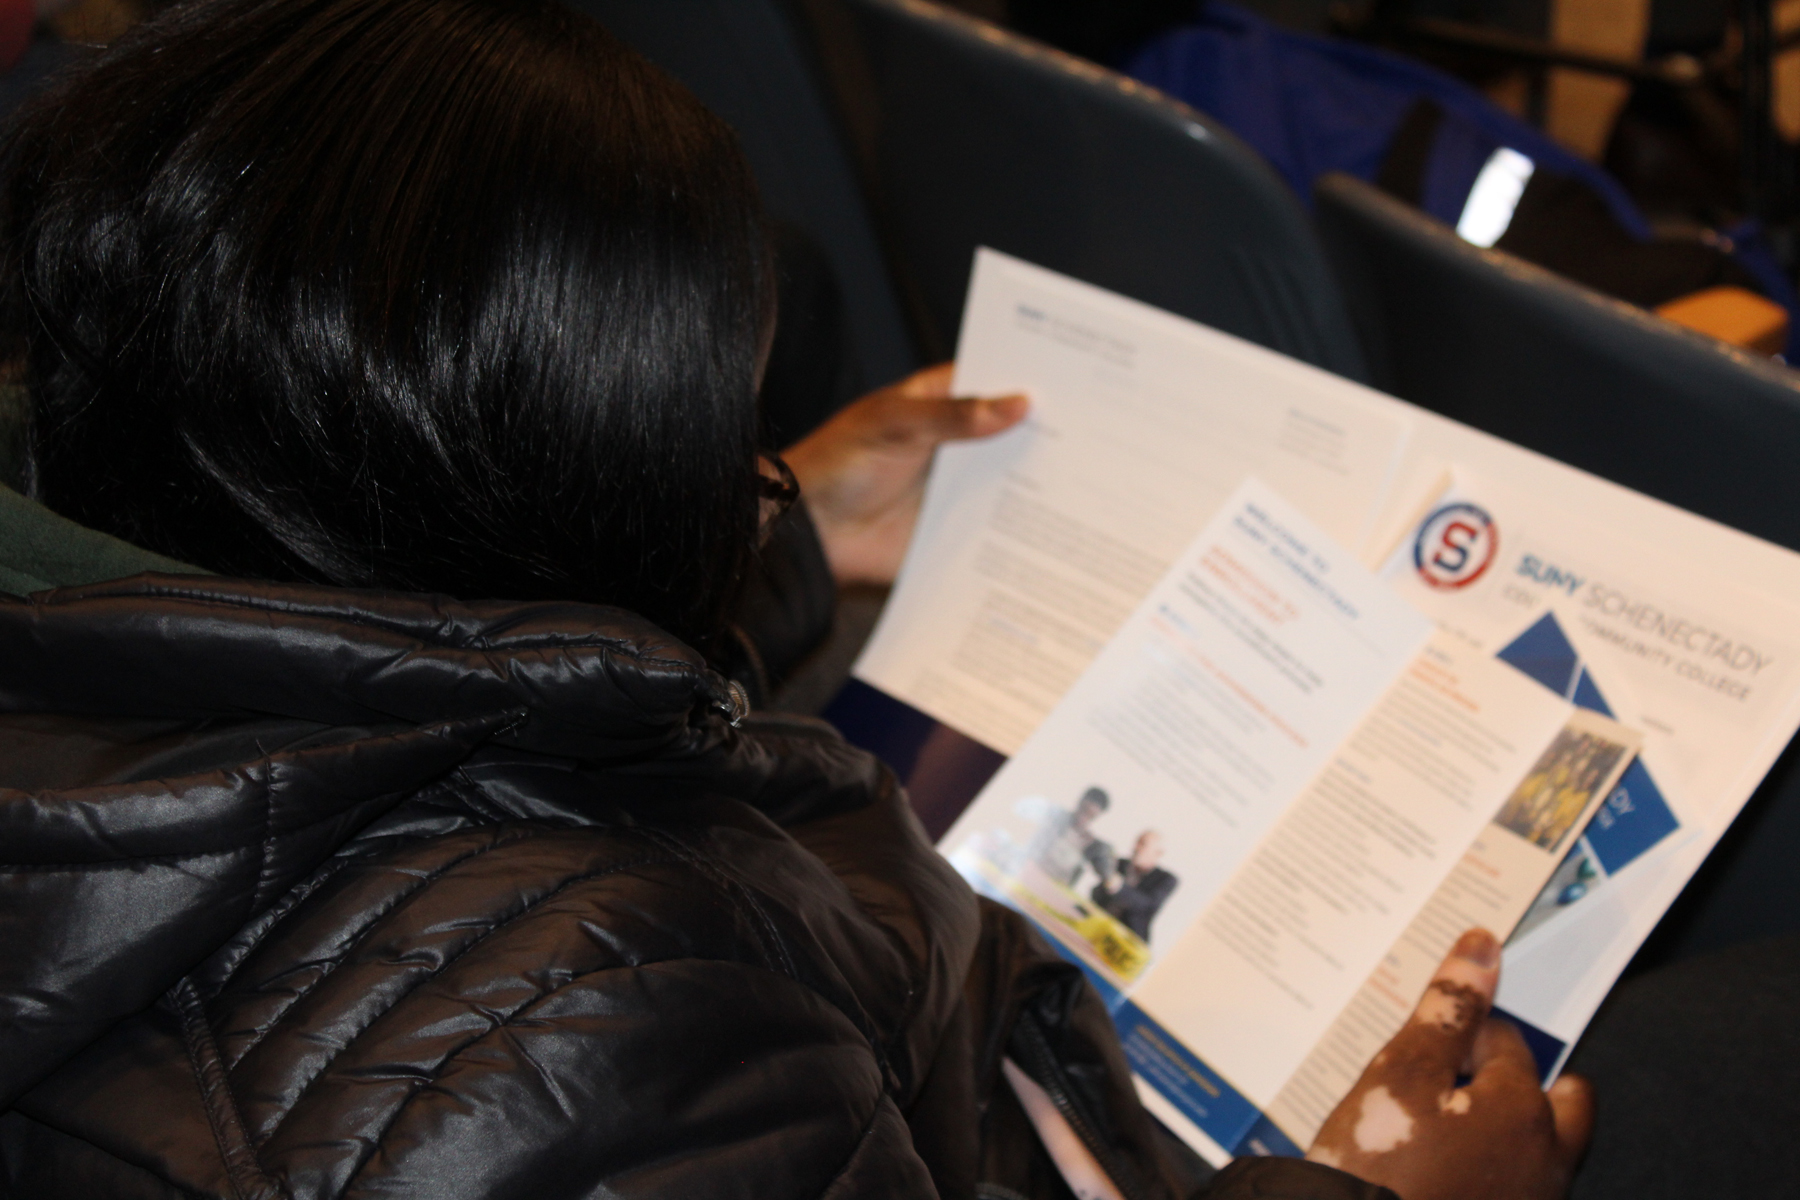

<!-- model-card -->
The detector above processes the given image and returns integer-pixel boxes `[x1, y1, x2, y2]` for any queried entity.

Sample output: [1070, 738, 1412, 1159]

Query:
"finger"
[902, 393, 1029, 444]
[1547, 1073, 1596, 1161]
[959, 393, 1029, 438]
[1431, 927, 1501, 1008]
[895, 362, 956, 400]
[1384, 929, 1501, 1082]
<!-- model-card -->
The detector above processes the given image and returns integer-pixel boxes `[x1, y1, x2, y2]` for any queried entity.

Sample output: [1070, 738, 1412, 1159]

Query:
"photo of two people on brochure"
[957, 785, 1181, 983]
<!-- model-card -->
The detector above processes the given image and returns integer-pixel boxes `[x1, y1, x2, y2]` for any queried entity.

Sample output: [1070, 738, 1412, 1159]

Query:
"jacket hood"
[0, 573, 752, 1109]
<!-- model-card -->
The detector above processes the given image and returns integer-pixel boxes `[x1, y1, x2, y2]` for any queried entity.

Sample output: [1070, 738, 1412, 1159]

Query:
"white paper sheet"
[850, 252, 1800, 1163]
[1256, 463, 1800, 1145]
[855, 250, 1413, 754]
[942, 481, 1433, 965]
[1368, 471, 1800, 1056]
[1137, 634, 1598, 1103]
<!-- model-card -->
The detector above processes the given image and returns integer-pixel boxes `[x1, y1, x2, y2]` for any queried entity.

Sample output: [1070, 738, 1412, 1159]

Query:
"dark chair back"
[832, 0, 1368, 379]
[1314, 171, 1800, 551]
[1314, 170, 1800, 966]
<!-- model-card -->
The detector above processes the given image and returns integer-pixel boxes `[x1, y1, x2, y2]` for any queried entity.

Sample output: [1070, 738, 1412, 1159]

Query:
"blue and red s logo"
[1413, 502, 1498, 589]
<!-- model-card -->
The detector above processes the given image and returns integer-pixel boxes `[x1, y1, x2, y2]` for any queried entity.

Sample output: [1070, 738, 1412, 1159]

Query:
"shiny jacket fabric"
[0, 570, 1392, 1199]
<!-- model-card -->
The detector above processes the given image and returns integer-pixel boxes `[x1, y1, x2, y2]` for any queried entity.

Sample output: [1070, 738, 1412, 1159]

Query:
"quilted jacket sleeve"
[302, 957, 941, 1199]
[7, 819, 948, 1200]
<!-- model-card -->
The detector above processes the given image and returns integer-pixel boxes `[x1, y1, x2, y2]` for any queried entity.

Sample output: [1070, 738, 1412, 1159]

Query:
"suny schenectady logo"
[1413, 502, 1498, 589]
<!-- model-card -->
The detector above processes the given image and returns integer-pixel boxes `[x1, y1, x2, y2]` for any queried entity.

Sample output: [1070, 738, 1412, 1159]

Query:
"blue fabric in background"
[1125, 3, 1647, 231]
[1127, 3, 1800, 355]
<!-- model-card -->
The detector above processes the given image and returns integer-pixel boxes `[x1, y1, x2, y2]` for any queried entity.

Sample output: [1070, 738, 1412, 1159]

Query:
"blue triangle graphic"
[1497, 612, 1581, 699]
[1570, 666, 1614, 717]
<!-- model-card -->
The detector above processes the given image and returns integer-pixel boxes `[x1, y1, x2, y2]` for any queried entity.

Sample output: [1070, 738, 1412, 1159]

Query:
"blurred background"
[16, 0, 1800, 351]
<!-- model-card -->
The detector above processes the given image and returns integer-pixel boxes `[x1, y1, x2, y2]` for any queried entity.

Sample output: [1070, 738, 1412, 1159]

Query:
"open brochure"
[826, 249, 1800, 1164]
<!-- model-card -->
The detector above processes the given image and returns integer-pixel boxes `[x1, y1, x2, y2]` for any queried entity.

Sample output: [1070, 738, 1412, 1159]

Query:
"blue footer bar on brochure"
[1114, 1002, 1302, 1157]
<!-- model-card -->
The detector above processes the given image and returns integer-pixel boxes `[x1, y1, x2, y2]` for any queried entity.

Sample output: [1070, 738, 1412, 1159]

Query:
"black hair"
[1079, 786, 1110, 811]
[0, 0, 769, 650]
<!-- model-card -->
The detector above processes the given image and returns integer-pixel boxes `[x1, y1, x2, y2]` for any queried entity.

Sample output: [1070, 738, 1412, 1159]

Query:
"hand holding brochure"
[833, 248, 1800, 1167]
[943, 479, 1637, 1159]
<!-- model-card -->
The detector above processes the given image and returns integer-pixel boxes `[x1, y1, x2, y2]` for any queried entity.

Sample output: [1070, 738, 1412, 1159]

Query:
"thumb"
[904, 392, 1030, 445]
[893, 361, 957, 401]
[1393, 928, 1502, 1082]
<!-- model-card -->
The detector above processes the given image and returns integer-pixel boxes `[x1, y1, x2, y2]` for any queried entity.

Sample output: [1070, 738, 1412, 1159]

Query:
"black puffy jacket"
[0, 513, 1391, 1199]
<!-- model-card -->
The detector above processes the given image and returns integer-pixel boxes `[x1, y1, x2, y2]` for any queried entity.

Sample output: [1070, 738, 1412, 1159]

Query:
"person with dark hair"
[0, 1, 1591, 1197]
[10, 0, 771, 652]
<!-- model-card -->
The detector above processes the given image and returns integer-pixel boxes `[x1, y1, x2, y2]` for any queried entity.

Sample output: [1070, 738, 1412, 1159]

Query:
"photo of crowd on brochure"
[950, 785, 1183, 985]
[1494, 722, 1635, 854]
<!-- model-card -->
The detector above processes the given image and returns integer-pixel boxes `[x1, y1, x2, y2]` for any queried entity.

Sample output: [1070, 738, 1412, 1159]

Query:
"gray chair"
[830, 0, 1369, 379]
[1313, 170, 1800, 966]
[1314, 171, 1800, 551]
[569, 0, 1367, 383]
